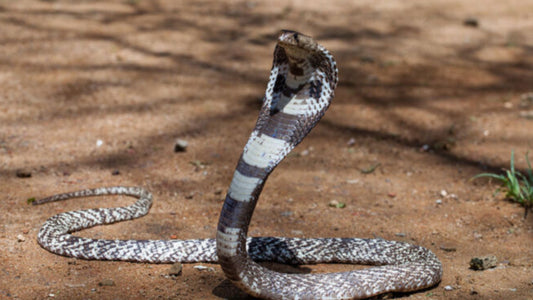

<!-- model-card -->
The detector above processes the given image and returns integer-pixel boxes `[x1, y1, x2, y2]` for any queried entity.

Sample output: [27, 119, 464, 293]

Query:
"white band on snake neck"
[242, 130, 291, 169]
[227, 170, 262, 202]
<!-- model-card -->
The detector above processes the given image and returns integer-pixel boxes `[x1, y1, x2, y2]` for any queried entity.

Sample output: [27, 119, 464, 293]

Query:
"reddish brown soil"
[1, 1, 533, 299]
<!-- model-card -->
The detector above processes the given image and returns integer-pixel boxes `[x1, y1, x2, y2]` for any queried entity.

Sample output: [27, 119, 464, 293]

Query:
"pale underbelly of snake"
[34, 30, 442, 300]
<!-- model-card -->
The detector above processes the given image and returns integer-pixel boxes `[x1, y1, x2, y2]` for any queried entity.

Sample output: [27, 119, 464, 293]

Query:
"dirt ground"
[1, 0, 533, 299]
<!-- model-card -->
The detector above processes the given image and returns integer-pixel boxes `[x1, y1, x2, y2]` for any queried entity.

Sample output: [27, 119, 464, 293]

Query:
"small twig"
[360, 163, 380, 174]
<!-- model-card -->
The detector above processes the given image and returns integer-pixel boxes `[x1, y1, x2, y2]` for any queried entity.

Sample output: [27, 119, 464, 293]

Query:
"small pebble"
[470, 255, 497, 270]
[346, 138, 356, 146]
[17, 234, 25, 242]
[519, 111, 533, 119]
[300, 149, 309, 156]
[168, 262, 182, 276]
[521, 92, 533, 101]
[98, 279, 115, 286]
[440, 190, 448, 197]
[280, 211, 293, 217]
[328, 200, 346, 208]
[395, 232, 406, 237]
[520, 92, 533, 107]
[111, 170, 120, 176]
[174, 139, 188, 152]
[194, 265, 214, 272]
[435, 199, 443, 204]
[444, 285, 454, 291]
[463, 17, 479, 27]
[16, 169, 32, 178]
[387, 192, 396, 198]
[96, 139, 103, 147]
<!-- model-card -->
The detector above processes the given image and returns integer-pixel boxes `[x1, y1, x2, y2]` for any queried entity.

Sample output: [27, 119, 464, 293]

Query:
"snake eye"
[293, 32, 299, 43]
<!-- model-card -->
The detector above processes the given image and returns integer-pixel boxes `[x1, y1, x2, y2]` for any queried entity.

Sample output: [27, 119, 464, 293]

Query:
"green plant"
[472, 151, 533, 218]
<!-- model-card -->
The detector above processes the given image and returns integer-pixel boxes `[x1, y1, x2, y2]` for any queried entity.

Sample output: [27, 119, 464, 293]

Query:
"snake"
[34, 30, 442, 299]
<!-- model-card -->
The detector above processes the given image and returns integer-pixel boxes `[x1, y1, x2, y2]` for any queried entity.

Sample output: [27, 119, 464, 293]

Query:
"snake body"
[35, 30, 442, 299]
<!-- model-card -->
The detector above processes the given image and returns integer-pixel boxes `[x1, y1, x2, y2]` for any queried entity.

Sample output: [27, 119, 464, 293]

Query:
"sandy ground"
[1, 0, 533, 299]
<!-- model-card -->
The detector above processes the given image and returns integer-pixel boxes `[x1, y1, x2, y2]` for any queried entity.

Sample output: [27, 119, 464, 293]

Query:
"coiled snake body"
[35, 30, 442, 299]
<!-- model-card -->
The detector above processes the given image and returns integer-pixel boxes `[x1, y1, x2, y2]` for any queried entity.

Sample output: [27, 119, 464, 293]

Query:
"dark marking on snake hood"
[309, 80, 322, 100]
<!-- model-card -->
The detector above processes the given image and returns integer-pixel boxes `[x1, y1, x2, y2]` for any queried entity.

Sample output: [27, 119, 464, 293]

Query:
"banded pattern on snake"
[35, 30, 442, 299]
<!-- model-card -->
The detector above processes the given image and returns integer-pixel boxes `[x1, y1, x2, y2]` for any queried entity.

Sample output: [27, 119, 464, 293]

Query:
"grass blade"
[472, 150, 533, 219]
[470, 173, 506, 181]
[525, 151, 533, 183]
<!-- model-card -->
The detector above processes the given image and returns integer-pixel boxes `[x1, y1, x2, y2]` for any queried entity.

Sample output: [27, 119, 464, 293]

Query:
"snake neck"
[216, 30, 338, 297]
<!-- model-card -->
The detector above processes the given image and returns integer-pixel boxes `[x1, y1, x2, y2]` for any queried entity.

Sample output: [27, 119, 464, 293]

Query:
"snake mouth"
[277, 30, 319, 58]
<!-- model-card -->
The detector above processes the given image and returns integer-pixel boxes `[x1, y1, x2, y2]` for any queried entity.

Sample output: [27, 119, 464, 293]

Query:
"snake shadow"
[212, 262, 312, 299]
[212, 276, 438, 300]
[211, 239, 439, 300]
[212, 263, 311, 300]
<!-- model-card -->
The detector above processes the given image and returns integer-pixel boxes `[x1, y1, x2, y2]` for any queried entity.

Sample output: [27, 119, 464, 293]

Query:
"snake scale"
[35, 30, 442, 299]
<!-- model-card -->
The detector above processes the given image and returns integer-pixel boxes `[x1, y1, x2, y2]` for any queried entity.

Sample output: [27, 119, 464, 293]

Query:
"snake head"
[277, 30, 319, 58]
[275, 30, 337, 90]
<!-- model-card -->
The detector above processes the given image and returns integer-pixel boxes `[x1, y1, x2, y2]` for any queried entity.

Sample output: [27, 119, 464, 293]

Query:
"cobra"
[35, 30, 442, 299]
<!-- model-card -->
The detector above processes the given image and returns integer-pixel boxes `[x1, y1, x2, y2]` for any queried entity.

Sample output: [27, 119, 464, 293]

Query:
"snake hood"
[255, 30, 338, 161]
